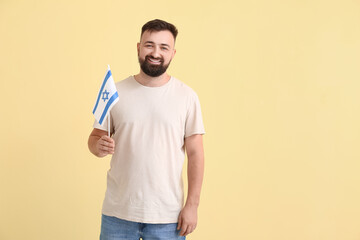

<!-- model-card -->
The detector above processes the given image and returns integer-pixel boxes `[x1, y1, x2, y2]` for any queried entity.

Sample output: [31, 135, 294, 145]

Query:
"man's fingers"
[99, 137, 115, 149]
[101, 135, 114, 143]
[179, 223, 188, 236]
[177, 215, 182, 230]
[97, 137, 115, 155]
[100, 140, 114, 148]
[186, 225, 193, 236]
[177, 210, 198, 236]
[101, 145, 111, 151]
[184, 225, 195, 236]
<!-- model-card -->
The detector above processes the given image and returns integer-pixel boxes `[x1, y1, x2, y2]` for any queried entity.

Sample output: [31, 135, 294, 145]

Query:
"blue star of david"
[102, 90, 110, 102]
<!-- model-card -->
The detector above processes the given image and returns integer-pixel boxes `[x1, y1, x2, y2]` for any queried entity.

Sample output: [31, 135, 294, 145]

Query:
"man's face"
[137, 30, 176, 77]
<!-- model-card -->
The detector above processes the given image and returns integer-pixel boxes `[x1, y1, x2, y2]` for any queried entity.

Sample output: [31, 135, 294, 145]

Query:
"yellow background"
[1, 0, 360, 239]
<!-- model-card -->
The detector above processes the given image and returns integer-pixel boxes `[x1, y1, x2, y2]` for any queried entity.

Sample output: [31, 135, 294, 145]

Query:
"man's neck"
[134, 71, 171, 87]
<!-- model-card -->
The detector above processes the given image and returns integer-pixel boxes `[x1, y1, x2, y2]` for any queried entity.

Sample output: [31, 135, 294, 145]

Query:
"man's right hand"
[88, 128, 115, 157]
[96, 135, 115, 157]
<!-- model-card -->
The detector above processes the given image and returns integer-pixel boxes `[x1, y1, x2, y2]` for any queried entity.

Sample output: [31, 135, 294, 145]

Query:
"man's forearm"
[177, 135, 204, 236]
[185, 150, 204, 207]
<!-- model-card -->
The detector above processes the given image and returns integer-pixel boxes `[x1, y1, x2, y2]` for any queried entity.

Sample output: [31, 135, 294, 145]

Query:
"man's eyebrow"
[144, 41, 155, 44]
[144, 41, 170, 48]
[160, 43, 170, 48]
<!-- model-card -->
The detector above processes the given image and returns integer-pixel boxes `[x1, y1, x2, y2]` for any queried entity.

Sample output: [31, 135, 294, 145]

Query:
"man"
[88, 19, 205, 240]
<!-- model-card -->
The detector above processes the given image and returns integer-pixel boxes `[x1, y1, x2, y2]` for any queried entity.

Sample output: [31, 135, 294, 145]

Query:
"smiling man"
[88, 19, 205, 240]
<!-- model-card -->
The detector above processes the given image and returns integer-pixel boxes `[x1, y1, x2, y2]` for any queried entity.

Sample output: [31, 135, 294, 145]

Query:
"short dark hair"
[141, 19, 178, 41]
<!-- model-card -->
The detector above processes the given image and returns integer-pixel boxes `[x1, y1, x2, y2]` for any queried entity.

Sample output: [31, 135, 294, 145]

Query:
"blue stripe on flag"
[92, 70, 112, 114]
[99, 91, 119, 125]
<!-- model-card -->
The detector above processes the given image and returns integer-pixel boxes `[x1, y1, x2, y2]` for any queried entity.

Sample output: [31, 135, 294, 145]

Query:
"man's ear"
[173, 49, 176, 58]
[137, 42, 140, 54]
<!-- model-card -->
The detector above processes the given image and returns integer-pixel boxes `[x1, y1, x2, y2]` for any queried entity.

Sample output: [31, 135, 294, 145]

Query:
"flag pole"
[107, 64, 111, 137]
[108, 114, 110, 137]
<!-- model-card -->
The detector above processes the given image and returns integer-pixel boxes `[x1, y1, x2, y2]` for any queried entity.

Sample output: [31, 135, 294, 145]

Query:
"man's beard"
[138, 55, 171, 77]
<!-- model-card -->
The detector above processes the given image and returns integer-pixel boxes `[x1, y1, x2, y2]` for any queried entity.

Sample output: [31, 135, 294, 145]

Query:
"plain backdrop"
[1, 0, 360, 239]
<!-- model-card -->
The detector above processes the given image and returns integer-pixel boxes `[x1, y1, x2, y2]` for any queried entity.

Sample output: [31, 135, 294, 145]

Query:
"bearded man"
[88, 19, 205, 240]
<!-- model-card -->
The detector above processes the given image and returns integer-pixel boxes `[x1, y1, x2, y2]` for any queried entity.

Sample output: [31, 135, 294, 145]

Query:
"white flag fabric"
[92, 65, 119, 126]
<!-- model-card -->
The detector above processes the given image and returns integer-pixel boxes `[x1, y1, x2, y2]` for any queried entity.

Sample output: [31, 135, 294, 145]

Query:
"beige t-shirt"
[93, 76, 205, 223]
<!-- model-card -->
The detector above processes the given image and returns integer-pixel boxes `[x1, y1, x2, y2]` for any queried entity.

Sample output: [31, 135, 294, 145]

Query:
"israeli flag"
[92, 65, 119, 126]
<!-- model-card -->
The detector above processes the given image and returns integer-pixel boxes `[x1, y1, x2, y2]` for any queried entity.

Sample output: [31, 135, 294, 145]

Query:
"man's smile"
[146, 56, 163, 65]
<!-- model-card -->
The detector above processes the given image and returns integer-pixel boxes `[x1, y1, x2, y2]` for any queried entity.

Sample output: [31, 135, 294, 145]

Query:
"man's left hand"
[177, 204, 198, 236]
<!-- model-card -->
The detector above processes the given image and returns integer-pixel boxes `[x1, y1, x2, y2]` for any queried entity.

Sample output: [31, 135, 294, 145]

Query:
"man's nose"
[151, 46, 161, 58]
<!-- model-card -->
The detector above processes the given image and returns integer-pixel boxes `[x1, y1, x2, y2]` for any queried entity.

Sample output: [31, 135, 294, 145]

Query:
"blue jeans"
[100, 214, 186, 240]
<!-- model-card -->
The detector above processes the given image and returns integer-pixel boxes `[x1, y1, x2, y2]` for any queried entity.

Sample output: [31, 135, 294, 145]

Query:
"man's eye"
[145, 45, 152, 48]
[161, 47, 169, 51]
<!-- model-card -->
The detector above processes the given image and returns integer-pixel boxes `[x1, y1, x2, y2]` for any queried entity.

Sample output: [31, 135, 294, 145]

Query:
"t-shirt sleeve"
[185, 92, 205, 138]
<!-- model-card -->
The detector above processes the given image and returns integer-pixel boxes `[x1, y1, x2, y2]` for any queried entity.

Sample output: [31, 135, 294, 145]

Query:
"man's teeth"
[149, 58, 161, 63]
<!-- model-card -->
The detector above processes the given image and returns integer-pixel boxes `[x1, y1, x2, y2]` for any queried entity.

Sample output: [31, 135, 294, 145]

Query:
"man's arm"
[177, 134, 204, 236]
[88, 128, 115, 157]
